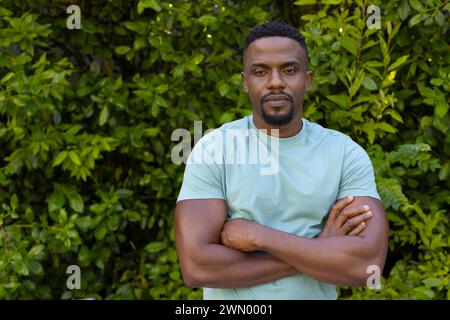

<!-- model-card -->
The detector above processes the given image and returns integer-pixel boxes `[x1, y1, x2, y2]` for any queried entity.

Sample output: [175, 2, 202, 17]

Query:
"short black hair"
[244, 20, 309, 61]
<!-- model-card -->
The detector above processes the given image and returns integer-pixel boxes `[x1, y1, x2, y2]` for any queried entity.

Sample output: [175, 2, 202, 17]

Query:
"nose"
[267, 70, 286, 90]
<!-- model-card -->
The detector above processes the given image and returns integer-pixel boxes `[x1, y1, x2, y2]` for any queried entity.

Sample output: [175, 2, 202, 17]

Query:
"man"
[175, 21, 388, 299]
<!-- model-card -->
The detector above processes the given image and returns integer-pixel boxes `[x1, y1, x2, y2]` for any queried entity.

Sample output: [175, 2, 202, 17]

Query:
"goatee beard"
[260, 93, 296, 126]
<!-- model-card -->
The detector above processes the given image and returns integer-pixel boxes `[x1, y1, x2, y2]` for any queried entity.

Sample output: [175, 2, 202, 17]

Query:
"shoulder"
[188, 116, 250, 163]
[304, 119, 351, 145]
[195, 116, 250, 144]
[304, 119, 370, 156]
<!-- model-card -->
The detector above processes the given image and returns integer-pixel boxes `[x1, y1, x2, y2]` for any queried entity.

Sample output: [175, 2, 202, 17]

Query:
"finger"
[348, 222, 366, 236]
[340, 211, 373, 234]
[335, 205, 371, 228]
[326, 196, 354, 225]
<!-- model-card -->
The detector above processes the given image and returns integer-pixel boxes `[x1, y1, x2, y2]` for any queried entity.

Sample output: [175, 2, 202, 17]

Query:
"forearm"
[256, 229, 381, 286]
[180, 243, 298, 288]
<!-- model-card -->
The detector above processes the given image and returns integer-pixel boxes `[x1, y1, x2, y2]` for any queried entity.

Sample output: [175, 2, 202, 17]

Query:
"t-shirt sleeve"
[337, 137, 381, 201]
[176, 133, 225, 202]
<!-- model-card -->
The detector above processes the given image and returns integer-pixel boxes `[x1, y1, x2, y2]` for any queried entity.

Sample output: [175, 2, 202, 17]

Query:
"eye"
[284, 67, 297, 74]
[253, 69, 267, 76]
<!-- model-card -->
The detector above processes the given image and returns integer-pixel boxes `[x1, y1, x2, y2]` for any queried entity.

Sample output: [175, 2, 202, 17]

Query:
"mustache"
[260, 92, 294, 104]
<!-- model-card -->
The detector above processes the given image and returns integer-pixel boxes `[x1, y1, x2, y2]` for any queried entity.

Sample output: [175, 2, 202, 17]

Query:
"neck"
[252, 113, 303, 138]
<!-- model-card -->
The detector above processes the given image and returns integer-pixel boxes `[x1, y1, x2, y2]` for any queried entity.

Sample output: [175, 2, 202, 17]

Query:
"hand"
[318, 196, 373, 238]
[220, 219, 263, 252]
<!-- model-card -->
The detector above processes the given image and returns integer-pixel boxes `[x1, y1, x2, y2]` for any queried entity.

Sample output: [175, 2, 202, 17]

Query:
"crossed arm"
[175, 196, 388, 288]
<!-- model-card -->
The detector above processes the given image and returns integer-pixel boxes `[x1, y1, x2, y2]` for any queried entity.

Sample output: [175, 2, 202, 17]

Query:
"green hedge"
[0, 0, 448, 299]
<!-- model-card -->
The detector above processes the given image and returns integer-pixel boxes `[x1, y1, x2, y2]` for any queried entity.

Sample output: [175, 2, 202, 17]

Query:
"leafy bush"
[0, 0, 448, 299]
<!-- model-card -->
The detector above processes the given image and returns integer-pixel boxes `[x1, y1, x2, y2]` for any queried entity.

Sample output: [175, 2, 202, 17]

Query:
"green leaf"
[387, 212, 402, 223]
[294, 0, 317, 4]
[115, 46, 131, 55]
[15, 261, 30, 276]
[0, 7, 13, 16]
[68, 151, 82, 165]
[439, 162, 449, 181]
[155, 96, 169, 108]
[379, 36, 390, 66]
[219, 112, 234, 124]
[327, 94, 348, 108]
[430, 78, 444, 86]
[29, 244, 45, 258]
[340, 36, 357, 56]
[434, 11, 445, 26]
[53, 151, 68, 166]
[363, 122, 375, 144]
[386, 109, 404, 123]
[377, 122, 398, 134]
[151, 103, 159, 117]
[115, 189, 134, 198]
[107, 215, 121, 231]
[198, 15, 217, 27]
[75, 216, 94, 230]
[66, 125, 83, 136]
[409, 13, 423, 27]
[47, 192, 65, 212]
[126, 210, 141, 222]
[99, 105, 109, 126]
[398, 0, 410, 20]
[144, 242, 167, 253]
[68, 192, 84, 213]
[10, 194, 18, 210]
[137, 0, 161, 14]
[27, 260, 44, 275]
[172, 66, 184, 78]
[362, 77, 378, 91]
[422, 278, 442, 287]
[408, 0, 424, 11]
[78, 245, 91, 264]
[95, 225, 107, 240]
[418, 86, 435, 98]
[144, 127, 160, 137]
[218, 83, 230, 97]
[133, 37, 147, 50]
[388, 55, 409, 71]
[0, 128, 9, 137]
[435, 101, 449, 118]
[1, 72, 14, 83]
[190, 54, 204, 65]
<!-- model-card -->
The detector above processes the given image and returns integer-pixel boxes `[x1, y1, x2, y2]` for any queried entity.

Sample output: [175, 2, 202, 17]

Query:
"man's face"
[242, 37, 313, 127]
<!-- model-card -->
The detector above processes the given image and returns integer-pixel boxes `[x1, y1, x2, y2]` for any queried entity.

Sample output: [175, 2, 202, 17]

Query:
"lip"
[264, 95, 291, 108]
[265, 95, 290, 102]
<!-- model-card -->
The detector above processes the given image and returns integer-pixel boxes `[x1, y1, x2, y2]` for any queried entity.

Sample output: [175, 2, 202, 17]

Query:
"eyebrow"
[250, 61, 302, 69]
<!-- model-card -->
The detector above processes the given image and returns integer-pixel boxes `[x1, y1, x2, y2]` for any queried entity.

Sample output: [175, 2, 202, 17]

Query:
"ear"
[241, 72, 248, 94]
[305, 71, 313, 92]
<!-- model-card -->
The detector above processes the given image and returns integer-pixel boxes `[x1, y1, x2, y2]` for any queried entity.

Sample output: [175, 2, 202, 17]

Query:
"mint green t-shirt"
[177, 115, 380, 300]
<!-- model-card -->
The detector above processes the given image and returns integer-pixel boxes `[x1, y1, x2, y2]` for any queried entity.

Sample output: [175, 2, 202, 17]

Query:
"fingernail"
[367, 211, 373, 217]
[361, 222, 366, 228]
[348, 196, 353, 200]
[363, 205, 370, 210]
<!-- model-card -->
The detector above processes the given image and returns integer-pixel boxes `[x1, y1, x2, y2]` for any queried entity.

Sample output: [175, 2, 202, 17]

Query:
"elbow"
[348, 240, 388, 287]
[179, 262, 199, 288]
[183, 274, 203, 288]
[347, 256, 387, 287]
[179, 258, 207, 288]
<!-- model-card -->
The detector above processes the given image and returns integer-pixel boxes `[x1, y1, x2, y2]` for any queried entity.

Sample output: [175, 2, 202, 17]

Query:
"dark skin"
[241, 36, 313, 137]
[176, 197, 373, 288]
[175, 36, 389, 288]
